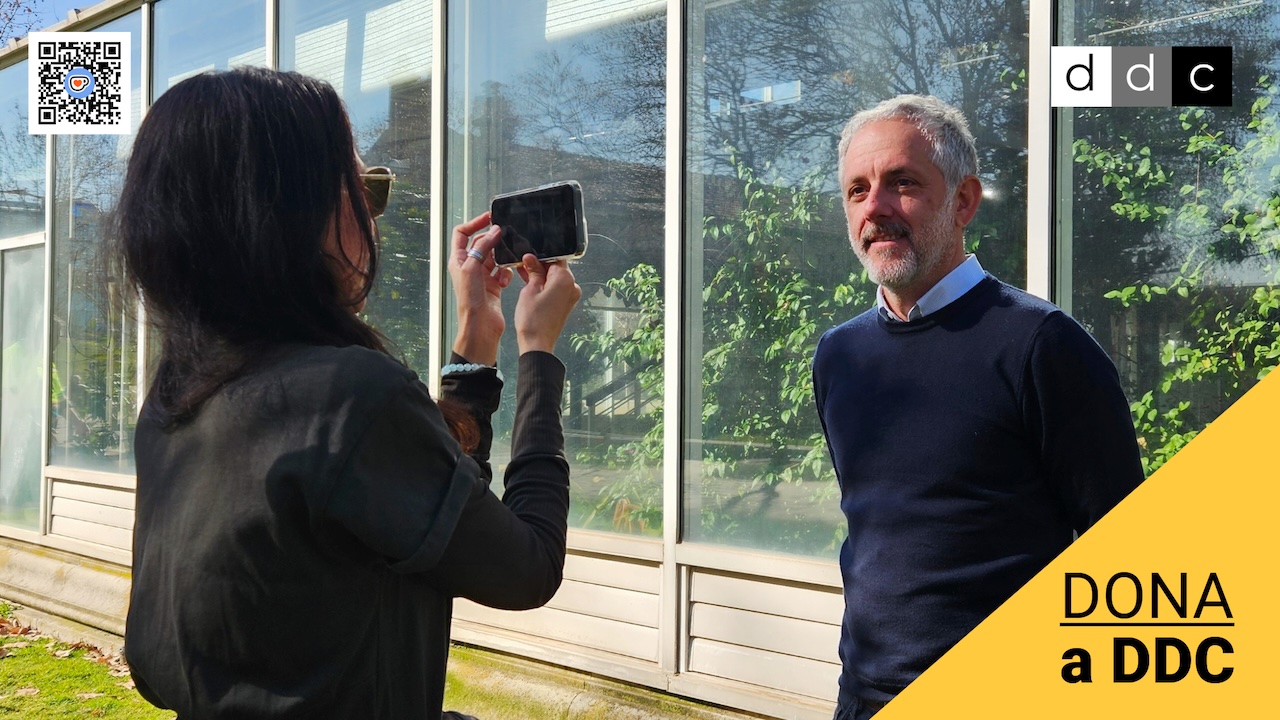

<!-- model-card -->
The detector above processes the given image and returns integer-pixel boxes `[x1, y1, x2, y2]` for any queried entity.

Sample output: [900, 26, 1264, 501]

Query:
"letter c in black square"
[1172, 46, 1232, 107]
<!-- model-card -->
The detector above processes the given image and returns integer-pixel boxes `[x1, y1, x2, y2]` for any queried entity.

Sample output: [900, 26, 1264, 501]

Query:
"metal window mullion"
[659, 0, 686, 676]
[1026, 0, 1053, 300]
[0, 266, 7, 504]
[427, 0, 446, 393]
[39, 131, 56, 537]
[265, 0, 279, 70]
[1053, 3, 1076, 312]
[135, 0, 154, 453]
[140, 0, 153, 104]
[0, 266, 6, 517]
[0, 234, 43, 252]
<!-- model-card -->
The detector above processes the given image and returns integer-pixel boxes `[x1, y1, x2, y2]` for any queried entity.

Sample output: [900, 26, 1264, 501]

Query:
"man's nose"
[863, 183, 894, 219]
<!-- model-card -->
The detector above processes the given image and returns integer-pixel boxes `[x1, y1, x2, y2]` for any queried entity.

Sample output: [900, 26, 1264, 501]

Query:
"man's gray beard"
[850, 200, 956, 289]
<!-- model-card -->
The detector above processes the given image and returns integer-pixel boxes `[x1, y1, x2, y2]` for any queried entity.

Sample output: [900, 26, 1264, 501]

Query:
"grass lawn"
[0, 603, 174, 719]
[0, 603, 713, 719]
[0, 602, 574, 719]
[0, 600, 567, 719]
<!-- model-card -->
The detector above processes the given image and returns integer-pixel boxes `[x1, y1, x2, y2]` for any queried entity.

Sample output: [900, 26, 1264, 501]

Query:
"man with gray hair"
[812, 95, 1143, 718]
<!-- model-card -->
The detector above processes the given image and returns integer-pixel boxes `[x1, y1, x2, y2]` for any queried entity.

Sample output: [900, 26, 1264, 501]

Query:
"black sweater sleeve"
[425, 351, 570, 609]
[322, 351, 568, 605]
[1023, 312, 1146, 533]
[439, 351, 503, 480]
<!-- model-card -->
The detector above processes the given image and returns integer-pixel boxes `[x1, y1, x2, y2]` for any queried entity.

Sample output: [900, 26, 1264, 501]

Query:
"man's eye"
[847, 185, 866, 198]
[896, 177, 915, 188]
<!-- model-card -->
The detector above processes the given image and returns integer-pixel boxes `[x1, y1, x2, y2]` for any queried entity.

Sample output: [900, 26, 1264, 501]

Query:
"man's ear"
[952, 175, 983, 227]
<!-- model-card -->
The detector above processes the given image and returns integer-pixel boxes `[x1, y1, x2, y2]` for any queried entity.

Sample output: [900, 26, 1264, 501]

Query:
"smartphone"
[489, 181, 589, 267]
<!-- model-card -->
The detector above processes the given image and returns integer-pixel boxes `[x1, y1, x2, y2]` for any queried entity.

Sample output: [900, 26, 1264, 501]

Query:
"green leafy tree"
[1073, 77, 1280, 473]
[364, 176, 432, 373]
[572, 154, 870, 552]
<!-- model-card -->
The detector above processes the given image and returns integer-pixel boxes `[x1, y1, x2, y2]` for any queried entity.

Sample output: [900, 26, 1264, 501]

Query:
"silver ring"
[466, 248, 486, 262]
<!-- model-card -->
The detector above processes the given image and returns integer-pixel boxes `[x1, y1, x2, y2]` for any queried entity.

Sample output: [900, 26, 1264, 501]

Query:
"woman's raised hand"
[448, 212, 512, 366]
[514, 254, 582, 356]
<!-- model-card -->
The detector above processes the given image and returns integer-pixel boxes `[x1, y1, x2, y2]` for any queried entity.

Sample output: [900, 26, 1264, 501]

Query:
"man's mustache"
[860, 222, 912, 247]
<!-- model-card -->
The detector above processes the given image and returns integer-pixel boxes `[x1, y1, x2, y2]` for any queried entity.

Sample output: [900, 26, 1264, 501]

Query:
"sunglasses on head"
[359, 166, 395, 218]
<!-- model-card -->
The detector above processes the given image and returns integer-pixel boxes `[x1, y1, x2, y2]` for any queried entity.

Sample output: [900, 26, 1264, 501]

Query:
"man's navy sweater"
[812, 275, 1143, 702]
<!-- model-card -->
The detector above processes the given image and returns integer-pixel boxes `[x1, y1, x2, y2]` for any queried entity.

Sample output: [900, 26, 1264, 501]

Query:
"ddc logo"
[1051, 46, 1232, 107]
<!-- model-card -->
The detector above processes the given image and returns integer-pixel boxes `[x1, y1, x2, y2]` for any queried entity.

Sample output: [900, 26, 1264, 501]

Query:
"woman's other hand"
[448, 212, 513, 366]
[514, 255, 582, 355]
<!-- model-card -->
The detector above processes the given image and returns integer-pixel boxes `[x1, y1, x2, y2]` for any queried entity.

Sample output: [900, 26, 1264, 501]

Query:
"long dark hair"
[115, 68, 474, 447]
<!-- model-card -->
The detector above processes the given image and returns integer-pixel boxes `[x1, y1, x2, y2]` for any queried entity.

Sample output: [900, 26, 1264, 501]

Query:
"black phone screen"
[490, 183, 583, 266]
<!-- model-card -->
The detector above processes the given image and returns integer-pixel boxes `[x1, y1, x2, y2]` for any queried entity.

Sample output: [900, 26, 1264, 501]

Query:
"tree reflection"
[446, 0, 1032, 551]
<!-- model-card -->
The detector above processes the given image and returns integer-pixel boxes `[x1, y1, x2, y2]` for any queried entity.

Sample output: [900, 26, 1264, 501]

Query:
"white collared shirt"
[876, 255, 986, 322]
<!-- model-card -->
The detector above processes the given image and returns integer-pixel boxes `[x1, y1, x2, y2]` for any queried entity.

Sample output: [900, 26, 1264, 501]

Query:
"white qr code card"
[28, 32, 132, 135]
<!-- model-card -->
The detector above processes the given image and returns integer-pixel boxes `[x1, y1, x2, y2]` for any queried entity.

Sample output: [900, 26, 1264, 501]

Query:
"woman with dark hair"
[119, 67, 581, 720]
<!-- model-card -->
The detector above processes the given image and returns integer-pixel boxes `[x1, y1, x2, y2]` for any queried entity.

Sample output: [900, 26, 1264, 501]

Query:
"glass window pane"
[684, 0, 1030, 556]
[280, 0, 434, 371]
[152, 0, 266, 96]
[1, 246, 46, 531]
[0, 60, 45, 239]
[49, 11, 143, 474]
[1060, 1, 1280, 474]
[447, 0, 666, 536]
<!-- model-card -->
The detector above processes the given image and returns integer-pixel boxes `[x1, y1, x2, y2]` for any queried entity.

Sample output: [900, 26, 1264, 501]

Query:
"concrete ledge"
[0, 537, 807, 718]
[446, 643, 770, 720]
[0, 600, 769, 720]
[0, 537, 130, 636]
[2, 600, 125, 655]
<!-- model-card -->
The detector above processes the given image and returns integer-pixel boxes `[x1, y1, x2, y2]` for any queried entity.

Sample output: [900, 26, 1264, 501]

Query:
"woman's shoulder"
[232, 344, 420, 415]
[278, 343, 412, 377]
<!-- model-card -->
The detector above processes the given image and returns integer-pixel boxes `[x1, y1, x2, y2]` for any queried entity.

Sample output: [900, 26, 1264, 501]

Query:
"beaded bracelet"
[441, 362, 503, 381]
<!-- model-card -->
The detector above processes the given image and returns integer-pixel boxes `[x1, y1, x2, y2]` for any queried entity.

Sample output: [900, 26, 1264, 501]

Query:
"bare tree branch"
[0, 0, 43, 44]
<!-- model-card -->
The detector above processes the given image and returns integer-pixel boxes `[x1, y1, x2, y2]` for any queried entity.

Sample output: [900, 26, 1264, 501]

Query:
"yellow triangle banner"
[880, 369, 1280, 717]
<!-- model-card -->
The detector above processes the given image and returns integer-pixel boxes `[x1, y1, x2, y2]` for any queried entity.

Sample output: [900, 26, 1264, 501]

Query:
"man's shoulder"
[973, 276, 1071, 331]
[975, 277, 1115, 366]
[987, 276, 1057, 311]
[817, 306, 880, 350]
[814, 307, 881, 370]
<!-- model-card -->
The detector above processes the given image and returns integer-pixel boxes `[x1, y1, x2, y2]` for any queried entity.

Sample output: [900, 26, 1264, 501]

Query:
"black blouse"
[125, 345, 569, 719]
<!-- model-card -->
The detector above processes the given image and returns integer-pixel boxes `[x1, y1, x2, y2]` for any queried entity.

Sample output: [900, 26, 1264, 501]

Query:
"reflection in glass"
[684, 0, 1029, 556]
[281, 0, 434, 371]
[447, 0, 666, 536]
[49, 12, 143, 474]
[1, 246, 46, 531]
[0, 61, 45, 239]
[152, 0, 266, 96]
[1061, 0, 1280, 474]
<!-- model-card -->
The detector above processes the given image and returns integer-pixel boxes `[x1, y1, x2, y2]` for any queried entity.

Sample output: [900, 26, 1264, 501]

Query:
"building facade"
[1, 1, 1277, 717]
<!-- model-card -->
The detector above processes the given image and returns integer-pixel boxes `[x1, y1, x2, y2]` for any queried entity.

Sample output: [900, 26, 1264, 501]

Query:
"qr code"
[28, 32, 132, 135]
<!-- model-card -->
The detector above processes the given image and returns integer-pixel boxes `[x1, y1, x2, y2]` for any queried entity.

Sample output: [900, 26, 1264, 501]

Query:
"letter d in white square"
[1052, 46, 1112, 107]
